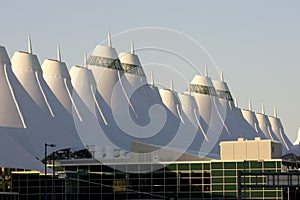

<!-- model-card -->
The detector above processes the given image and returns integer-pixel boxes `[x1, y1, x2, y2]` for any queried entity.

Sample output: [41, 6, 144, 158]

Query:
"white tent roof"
[0, 46, 24, 128]
[0, 38, 296, 162]
[90, 45, 118, 60]
[212, 79, 258, 140]
[0, 127, 47, 172]
[8, 44, 84, 158]
[255, 112, 280, 141]
[70, 66, 97, 112]
[69, 65, 113, 147]
[119, 52, 141, 66]
[269, 115, 293, 153]
[11, 51, 51, 112]
[293, 128, 300, 145]
[120, 51, 147, 87]
[159, 89, 181, 118]
[212, 79, 230, 92]
[191, 75, 214, 87]
[42, 59, 73, 113]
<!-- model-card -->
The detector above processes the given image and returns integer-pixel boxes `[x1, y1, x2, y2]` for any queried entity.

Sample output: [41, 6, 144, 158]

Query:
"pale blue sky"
[1, 0, 299, 141]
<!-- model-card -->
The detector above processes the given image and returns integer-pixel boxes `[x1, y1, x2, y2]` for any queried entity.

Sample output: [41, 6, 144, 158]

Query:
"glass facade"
[87, 55, 123, 70]
[122, 63, 146, 76]
[9, 159, 300, 200]
[216, 90, 234, 101]
[190, 84, 217, 96]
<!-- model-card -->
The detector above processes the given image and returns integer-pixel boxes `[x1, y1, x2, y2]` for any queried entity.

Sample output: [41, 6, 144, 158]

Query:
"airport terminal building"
[6, 139, 300, 200]
[0, 33, 300, 199]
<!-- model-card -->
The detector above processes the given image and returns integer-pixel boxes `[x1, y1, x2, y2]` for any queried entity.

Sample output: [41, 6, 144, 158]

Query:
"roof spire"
[130, 36, 135, 54]
[170, 79, 174, 91]
[204, 64, 208, 77]
[28, 34, 32, 54]
[150, 71, 154, 86]
[220, 68, 224, 81]
[108, 30, 112, 47]
[57, 45, 61, 61]
[248, 99, 252, 111]
[84, 51, 88, 68]
[234, 96, 238, 107]
[274, 106, 277, 118]
[187, 81, 191, 95]
[261, 103, 265, 115]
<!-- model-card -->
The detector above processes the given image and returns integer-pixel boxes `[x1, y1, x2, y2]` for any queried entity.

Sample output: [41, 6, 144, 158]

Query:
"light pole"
[45, 143, 56, 200]
[52, 151, 56, 200]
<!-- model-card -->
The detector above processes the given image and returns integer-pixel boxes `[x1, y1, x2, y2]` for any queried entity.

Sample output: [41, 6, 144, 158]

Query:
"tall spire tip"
[27, 34, 32, 54]
[248, 99, 252, 111]
[261, 103, 265, 115]
[84, 51, 88, 68]
[234, 96, 238, 107]
[204, 64, 208, 77]
[274, 106, 277, 118]
[57, 45, 61, 61]
[108, 30, 112, 47]
[130, 36, 134, 54]
[150, 71, 154, 86]
[220, 68, 224, 81]
[187, 80, 191, 95]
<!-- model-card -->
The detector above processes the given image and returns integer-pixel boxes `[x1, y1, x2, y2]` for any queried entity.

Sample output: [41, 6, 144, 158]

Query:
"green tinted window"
[265, 187, 277, 190]
[178, 164, 189, 171]
[264, 191, 277, 197]
[237, 161, 249, 169]
[166, 164, 176, 171]
[225, 177, 236, 183]
[191, 163, 202, 170]
[211, 162, 222, 169]
[204, 163, 210, 170]
[224, 162, 236, 169]
[251, 191, 263, 197]
[251, 169, 262, 173]
[224, 192, 236, 197]
[212, 178, 223, 184]
[212, 185, 223, 191]
[212, 170, 223, 176]
[242, 177, 249, 183]
[225, 184, 236, 190]
[277, 161, 281, 168]
[250, 161, 262, 168]
[224, 170, 236, 176]
[251, 176, 263, 183]
[264, 161, 276, 169]
[212, 191, 223, 196]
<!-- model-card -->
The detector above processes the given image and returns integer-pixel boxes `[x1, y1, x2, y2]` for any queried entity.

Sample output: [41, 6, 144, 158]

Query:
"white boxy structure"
[220, 137, 282, 160]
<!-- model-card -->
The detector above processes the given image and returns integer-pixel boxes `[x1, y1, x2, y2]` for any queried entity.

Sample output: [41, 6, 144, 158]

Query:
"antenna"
[204, 64, 208, 77]
[84, 51, 88, 68]
[261, 103, 265, 115]
[28, 34, 32, 54]
[274, 106, 277, 118]
[57, 45, 61, 61]
[234, 96, 238, 107]
[248, 99, 252, 111]
[150, 71, 154, 86]
[170, 79, 174, 91]
[130, 36, 134, 54]
[187, 81, 191, 95]
[108, 30, 112, 47]
[220, 68, 224, 81]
